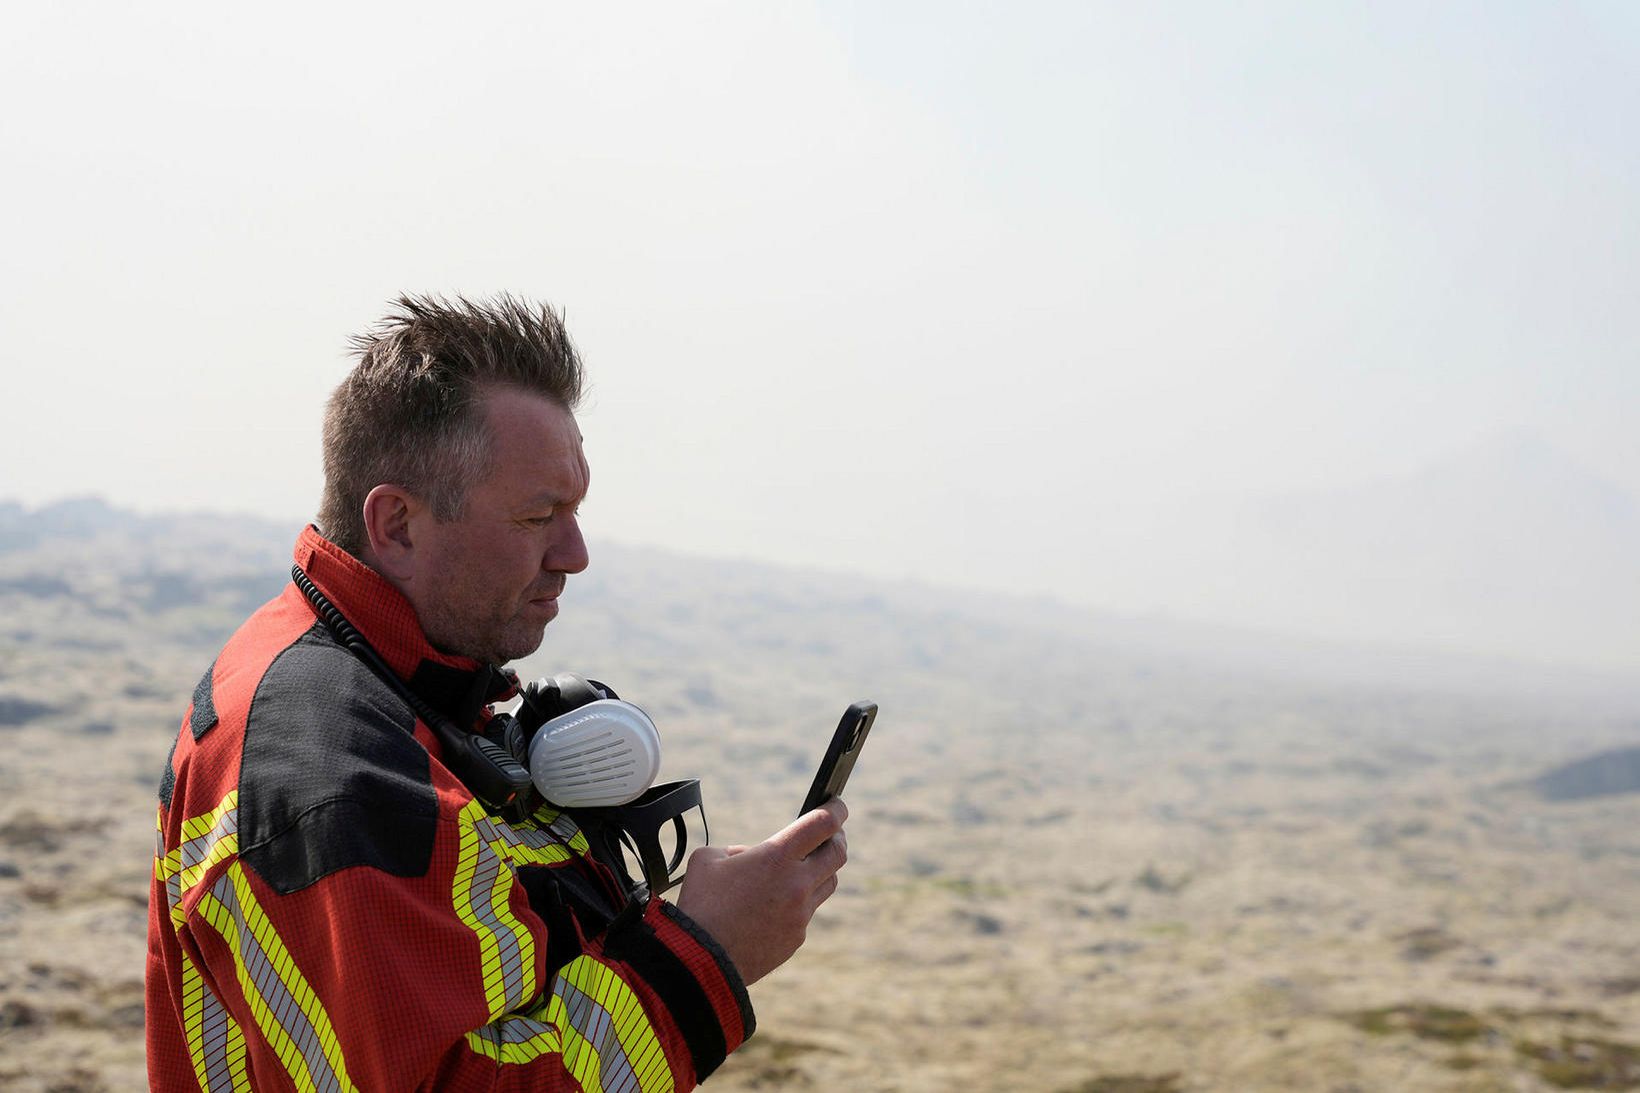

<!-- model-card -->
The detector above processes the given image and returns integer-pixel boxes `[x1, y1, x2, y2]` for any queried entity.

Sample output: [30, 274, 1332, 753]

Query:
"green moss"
[1059, 1074, 1182, 1093]
[727, 1034, 839, 1088]
[1394, 927, 1462, 961]
[1135, 864, 1192, 894]
[863, 875, 1006, 899]
[1139, 921, 1189, 938]
[1515, 1035, 1640, 1089]
[1491, 1007, 1617, 1029]
[1344, 1004, 1488, 1043]
[930, 876, 1007, 899]
[736, 1035, 835, 1064]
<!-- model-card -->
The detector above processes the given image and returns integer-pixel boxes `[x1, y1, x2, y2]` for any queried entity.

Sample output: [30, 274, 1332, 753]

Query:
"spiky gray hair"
[317, 294, 585, 555]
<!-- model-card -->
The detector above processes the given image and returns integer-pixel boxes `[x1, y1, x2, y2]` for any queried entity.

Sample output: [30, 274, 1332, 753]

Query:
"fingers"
[686, 843, 749, 873]
[772, 798, 848, 860]
[804, 830, 847, 876]
[687, 845, 728, 868]
[807, 870, 840, 914]
[676, 805, 852, 984]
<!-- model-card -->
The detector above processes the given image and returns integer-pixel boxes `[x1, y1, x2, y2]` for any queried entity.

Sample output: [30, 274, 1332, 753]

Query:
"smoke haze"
[2, 2, 1636, 672]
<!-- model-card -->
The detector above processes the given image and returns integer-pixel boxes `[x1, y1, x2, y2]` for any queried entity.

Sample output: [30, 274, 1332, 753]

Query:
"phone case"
[800, 700, 878, 815]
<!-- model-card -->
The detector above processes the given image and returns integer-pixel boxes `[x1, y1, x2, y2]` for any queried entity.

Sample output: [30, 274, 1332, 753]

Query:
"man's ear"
[360, 484, 420, 582]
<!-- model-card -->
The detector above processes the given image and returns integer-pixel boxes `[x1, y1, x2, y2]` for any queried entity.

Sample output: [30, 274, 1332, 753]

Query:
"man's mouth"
[529, 581, 566, 605]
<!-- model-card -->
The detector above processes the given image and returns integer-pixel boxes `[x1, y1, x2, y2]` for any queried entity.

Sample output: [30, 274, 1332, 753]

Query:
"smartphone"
[800, 700, 878, 816]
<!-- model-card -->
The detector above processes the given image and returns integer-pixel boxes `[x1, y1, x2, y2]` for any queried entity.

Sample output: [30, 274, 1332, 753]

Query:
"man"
[146, 295, 849, 1091]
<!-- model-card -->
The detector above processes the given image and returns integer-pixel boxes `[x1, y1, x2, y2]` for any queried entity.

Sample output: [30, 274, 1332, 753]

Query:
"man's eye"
[522, 504, 579, 527]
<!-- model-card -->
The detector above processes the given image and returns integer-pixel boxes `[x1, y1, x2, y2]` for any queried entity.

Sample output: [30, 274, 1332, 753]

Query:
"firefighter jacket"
[146, 525, 753, 1092]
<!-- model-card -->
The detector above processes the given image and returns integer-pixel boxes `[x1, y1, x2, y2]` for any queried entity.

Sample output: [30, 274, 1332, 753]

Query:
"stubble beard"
[422, 591, 547, 667]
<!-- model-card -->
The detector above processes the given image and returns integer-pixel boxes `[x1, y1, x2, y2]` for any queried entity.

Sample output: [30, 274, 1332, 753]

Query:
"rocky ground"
[2, 500, 1637, 1091]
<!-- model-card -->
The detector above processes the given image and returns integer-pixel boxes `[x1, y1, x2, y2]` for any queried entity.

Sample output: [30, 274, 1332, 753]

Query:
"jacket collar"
[291, 525, 516, 720]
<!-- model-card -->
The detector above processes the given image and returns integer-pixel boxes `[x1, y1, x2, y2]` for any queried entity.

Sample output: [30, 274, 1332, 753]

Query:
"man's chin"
[427, 606, 554, 666]
[492, 622, 550, 665]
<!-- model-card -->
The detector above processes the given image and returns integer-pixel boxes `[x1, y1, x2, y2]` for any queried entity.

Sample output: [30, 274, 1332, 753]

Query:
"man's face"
[406, 386, 591, 665]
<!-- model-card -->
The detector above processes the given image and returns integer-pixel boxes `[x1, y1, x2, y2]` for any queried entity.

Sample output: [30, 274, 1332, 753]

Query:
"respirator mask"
[493, 673, 707, 896]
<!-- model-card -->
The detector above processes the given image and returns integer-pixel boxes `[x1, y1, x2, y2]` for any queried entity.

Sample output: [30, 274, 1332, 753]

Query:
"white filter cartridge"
[526, 699, 662, 808]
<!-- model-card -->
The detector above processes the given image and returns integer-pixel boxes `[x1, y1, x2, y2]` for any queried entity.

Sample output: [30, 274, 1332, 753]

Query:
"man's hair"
[318, 293, 585, 555]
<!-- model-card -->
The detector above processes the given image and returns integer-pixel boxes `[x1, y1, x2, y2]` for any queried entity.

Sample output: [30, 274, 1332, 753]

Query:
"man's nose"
[550, 514, 590, 574]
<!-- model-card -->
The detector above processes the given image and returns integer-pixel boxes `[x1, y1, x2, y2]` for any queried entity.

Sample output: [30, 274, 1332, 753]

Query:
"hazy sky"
[3, 3, 1637, 660]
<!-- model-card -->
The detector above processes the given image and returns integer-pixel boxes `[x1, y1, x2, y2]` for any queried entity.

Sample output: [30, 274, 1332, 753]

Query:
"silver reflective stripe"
[180, 808, 238, 875]
[197, 977, 239, 1093]
[560, 979, 639, 1093]
[462, 812, 533, 1010]
[207, 873, 346, 1093]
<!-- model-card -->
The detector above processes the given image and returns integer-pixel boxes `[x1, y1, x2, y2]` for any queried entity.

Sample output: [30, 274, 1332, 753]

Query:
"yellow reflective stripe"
[464, 956, 675, 1092]
[530, 804, 593, 857]
[464, 1007, 562, 1065]
[154, 805, 186, 929]
[181, 951, 209, 1089]
[181, 950, 252, 1093]
[503, 826, 577, 867]
[562, 956, 674, 1093]
[178, 801, 239, 894]
[223, 1008, 250, 1092]
[180, 790, 239, 842]
[558, 984, 607, 1089]
[195, 863, 355, 1093]
[157, 791, 240, 930]
[224, 1008, 250, 1091]
[454, 804, 673, 1088]
[453, 799, 539, 1017]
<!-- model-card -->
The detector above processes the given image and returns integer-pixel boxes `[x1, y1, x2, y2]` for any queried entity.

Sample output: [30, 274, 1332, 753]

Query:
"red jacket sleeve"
[158, 793, 751, 1092]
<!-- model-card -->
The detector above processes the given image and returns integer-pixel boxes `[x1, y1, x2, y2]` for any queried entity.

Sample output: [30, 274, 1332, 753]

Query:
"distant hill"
[1533, 747, 1640, 802]
[1173, 430, 1640, 673]
[3, 494, 1636, 715]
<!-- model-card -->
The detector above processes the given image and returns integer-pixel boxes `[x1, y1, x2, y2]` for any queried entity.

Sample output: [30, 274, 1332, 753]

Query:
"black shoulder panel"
[189, 659, 219, 740]
[238, 624, 438, 895]
[159, 734, 178, 809]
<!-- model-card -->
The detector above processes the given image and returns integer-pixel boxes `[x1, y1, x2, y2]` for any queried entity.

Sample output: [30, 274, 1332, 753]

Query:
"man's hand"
[673, 798, 848, 986]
